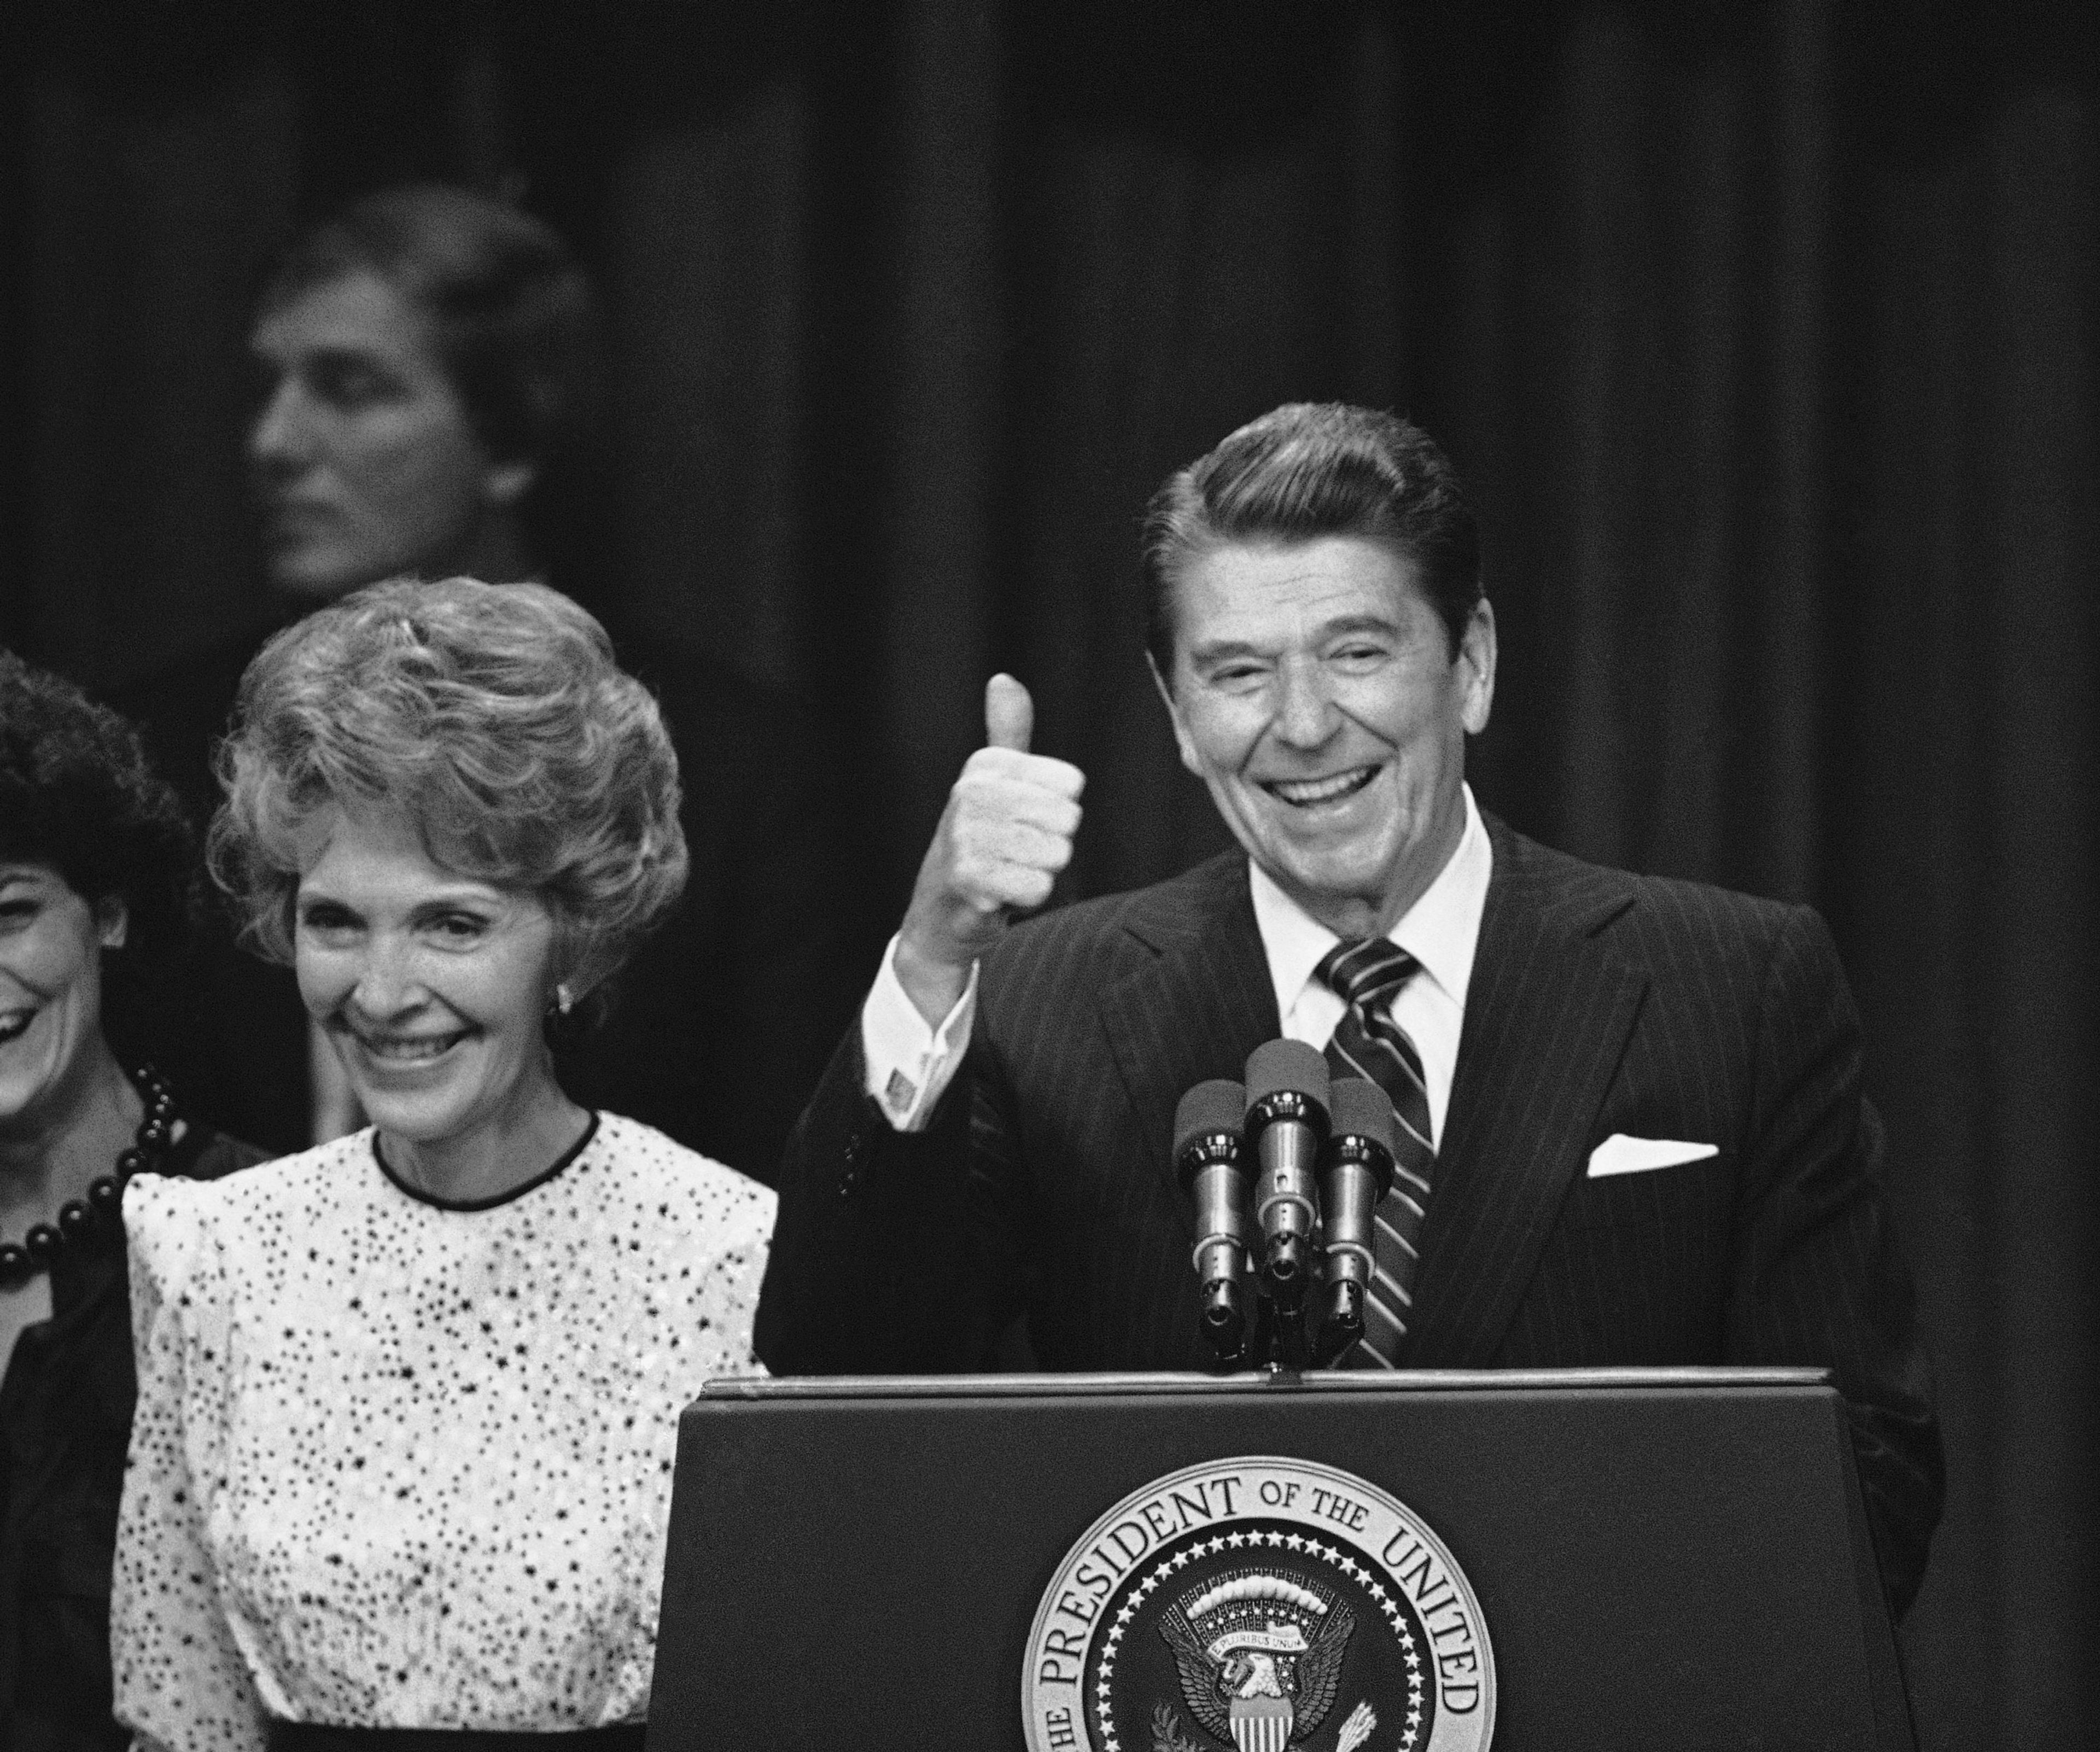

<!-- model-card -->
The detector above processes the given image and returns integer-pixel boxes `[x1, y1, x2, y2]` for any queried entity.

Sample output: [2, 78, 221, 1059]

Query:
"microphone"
[1242, 1040, 1331, 1314]
[1175, 1080, 1251, 1360]
[1316, 1078, 1397, 1364]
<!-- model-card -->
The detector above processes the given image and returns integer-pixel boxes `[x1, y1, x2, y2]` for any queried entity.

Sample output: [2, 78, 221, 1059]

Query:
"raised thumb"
[984, 673, 1034, 752]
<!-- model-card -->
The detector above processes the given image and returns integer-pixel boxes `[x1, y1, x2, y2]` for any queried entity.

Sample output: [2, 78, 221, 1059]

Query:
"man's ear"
[1146, 653, 1205, 778]
[1458, 598, 1497, 737]
[483, 458, 537, 509]
[95, 896, 130, 951]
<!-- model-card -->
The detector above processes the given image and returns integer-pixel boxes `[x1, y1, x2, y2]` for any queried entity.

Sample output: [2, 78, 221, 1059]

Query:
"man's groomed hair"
[1141, 402, 1481, 675]
[209, 578, 686, 1007]
[259, 183, 598, 470]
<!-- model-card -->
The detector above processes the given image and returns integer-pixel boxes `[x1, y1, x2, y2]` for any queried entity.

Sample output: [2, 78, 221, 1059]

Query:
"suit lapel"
[1404, 818, 1647, 1366]
[1095, 854, 1279, 1171]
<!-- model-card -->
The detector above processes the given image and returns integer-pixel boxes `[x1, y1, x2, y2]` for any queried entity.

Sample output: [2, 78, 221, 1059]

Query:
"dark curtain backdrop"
[4, 3, 2095, 1742]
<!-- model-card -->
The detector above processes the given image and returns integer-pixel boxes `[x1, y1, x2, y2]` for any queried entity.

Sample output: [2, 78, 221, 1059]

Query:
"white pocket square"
[1586, 1134, 1718, 1178]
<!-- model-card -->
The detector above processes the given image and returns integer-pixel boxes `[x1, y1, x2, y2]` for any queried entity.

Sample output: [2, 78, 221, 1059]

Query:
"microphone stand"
[1243, 1039, 1328, 1373]
[1181, 1048, 1398, 1374]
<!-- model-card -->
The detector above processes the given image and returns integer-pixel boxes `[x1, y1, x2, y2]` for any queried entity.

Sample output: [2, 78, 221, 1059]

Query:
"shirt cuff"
[860, 935, 979, 1132]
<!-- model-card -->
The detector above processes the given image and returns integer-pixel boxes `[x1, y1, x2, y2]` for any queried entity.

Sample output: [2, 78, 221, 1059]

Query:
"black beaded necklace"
[0, 1062, 177, 1287]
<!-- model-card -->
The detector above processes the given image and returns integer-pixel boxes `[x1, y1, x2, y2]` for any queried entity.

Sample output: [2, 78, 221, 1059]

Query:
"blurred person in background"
[113, 579, 772, 1749]
[0, 653, 265, 1752]
[115, 184, 849, 1178]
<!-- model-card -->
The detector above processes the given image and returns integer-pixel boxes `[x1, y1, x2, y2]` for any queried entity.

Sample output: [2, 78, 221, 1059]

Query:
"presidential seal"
[1025, 1458, 1493, 1752]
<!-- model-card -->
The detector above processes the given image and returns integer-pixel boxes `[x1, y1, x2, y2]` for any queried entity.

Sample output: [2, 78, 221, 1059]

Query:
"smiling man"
[756, 402, 1942, 1617]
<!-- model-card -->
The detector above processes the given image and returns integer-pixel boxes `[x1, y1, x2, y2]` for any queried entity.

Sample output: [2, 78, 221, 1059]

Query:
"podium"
[650, 1368, 1912, 1751]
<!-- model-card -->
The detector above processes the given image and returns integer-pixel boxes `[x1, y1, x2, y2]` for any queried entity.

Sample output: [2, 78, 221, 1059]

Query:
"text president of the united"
[755, 402, 1942, 1615]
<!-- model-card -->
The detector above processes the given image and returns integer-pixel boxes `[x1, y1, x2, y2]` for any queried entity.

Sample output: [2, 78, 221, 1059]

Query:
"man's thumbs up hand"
[983, 671, 1034, 752]
[895, 675, 1086, 1028]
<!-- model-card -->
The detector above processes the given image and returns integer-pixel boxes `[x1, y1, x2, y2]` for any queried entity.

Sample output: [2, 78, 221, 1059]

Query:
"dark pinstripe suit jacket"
[756, 814, 1943, 1610]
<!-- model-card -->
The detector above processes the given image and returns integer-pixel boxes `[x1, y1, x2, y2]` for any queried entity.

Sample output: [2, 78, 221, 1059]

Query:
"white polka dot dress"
[110, 1113, 774, 1752]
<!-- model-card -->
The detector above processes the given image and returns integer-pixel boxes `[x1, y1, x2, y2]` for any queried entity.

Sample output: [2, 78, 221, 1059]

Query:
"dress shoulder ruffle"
[591, 1111, 777, 1231]
[124, 1135, 367, 1339]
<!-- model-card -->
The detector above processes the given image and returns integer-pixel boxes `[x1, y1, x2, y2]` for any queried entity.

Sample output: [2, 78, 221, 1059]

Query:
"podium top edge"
[698, 1365, 1832, 1401]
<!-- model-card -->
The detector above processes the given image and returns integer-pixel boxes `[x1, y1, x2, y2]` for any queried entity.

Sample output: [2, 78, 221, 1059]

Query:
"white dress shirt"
[863, 786, 1494, 1140]
[1249, 784, 1491, 1146]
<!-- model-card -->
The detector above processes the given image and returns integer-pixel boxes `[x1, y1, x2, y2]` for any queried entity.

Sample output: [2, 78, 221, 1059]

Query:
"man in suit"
[755, 402, 1942, 1614]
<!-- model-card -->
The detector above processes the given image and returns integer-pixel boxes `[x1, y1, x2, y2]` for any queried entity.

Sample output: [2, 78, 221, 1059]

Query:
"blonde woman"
[112, 580, 773, 1750]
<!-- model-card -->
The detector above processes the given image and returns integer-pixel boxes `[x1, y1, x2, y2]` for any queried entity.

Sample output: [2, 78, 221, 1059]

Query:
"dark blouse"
[0, 1123, 265, 1752]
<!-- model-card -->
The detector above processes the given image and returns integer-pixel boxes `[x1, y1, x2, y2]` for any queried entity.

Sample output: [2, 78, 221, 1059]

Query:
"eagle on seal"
[1157, 1573, 1354, 1752]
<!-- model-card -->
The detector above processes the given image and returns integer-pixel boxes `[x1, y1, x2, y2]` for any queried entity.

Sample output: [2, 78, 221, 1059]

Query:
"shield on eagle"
[1157, 1569, 1354, 1752]
[1229, 1692, 1293, 1752]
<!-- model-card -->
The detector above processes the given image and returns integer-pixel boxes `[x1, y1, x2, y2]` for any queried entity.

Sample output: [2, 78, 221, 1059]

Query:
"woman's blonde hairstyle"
[209, 577, 686, 1011]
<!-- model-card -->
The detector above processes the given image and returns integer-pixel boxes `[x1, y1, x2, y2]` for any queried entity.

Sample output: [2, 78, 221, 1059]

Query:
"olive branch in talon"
[1150, 1702, 1205, 1752]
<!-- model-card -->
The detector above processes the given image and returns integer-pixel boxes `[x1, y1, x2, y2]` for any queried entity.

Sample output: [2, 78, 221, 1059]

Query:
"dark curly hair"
[0, 650, 199, 1042]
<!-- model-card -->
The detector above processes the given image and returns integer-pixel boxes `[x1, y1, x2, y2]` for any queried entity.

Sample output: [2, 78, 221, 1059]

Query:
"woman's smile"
[294, 810, 575, 1183]
[0, 864, 124, 1131]
[335, 1020, 475, 1068]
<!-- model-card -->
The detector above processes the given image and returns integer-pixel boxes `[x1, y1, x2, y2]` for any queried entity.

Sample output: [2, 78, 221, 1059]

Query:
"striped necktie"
[1316, 938, 1436, 1366]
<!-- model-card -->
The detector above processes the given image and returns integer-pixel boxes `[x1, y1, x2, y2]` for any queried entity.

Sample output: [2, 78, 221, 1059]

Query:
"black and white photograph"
[2, 5, 2093, 1748]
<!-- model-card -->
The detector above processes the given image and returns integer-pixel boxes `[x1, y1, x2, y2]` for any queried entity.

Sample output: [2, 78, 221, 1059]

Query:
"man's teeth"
[0, 1009, 32, 1044]
[1269, 768, 1376, 805]
[357, 1032, 465, 1062]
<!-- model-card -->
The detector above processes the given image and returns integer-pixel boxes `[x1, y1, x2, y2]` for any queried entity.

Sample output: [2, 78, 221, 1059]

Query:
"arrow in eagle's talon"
[1334, 1700, 1377, 1752]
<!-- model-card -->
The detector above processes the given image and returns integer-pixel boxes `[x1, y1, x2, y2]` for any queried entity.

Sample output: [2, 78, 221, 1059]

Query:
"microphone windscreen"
[1328, 1078, 1396, 1152]
[1174, 1080, 1246, 1157]
[1245, 1038, 1331, 1109]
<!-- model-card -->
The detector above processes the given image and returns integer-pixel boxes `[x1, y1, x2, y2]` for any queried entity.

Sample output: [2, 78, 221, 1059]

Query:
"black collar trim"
[371, 1111, 602, 1212]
